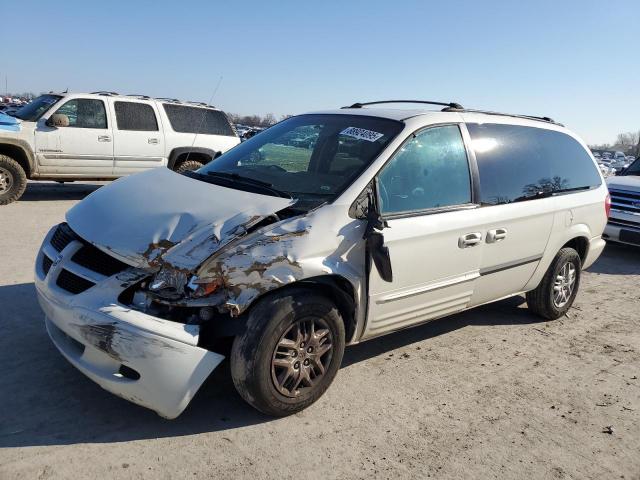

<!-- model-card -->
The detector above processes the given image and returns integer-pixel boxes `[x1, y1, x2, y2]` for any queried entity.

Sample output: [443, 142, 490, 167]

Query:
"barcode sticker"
[340, 127, 384, 142]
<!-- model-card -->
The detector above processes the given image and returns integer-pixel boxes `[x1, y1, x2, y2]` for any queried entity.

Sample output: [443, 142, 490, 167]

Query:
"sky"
[1, 0, 638, 145]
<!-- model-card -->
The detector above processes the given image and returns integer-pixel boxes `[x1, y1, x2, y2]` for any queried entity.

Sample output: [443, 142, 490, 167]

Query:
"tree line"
[589, 130, 640, 156]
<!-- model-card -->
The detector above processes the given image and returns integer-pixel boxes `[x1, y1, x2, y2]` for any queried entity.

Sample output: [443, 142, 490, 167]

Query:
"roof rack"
[186, 101, 216, 108]
[156, 97, 181, 103]
[442, 106, 561, 126]
[91, 91, 119, 96]
[126, 94, 151, 100]
[343, 100, 464, 109]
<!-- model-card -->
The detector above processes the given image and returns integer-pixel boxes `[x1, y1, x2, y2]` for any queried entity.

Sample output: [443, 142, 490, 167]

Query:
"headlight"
[187, 275, 223, 298]
[148, 267, 189, 298]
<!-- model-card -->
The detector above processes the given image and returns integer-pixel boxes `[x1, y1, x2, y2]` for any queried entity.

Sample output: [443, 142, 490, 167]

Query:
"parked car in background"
[604, 157, 640, 246]
[0, 91, 239, 204]
[35, 100, 608, 419]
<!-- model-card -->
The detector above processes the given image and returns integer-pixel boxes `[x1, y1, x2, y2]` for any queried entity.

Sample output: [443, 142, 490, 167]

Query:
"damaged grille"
[56, 269, 96, 294]
[50, 223, 77, 252]
[71, 244, 128, 277]
[42, 255, 53, 276]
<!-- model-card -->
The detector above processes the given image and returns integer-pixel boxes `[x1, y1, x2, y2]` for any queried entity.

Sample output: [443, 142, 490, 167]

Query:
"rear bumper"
[583, 236, 607, 269]
[35, 227, 224, 419]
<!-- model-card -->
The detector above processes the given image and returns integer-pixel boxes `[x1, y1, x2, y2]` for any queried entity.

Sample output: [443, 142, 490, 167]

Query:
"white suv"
[0, 92, 239, 204]
[34, 100, 609, 418]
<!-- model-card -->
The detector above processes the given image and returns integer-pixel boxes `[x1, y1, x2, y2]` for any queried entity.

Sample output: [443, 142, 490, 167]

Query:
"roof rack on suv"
[156, 97, 181, 103]
[186, 101, 216, 108]
[91, 91, 119, 96]
[343, 100, 464, 109]
[126, 94, 152, 100]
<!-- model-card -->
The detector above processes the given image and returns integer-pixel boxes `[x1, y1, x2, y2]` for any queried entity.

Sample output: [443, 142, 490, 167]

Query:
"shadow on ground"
[0, 245, 636, 448]
[20, 182, 103, 202]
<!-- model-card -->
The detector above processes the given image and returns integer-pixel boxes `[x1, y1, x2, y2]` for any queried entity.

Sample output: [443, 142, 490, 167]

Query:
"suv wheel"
[526, 247, 582, 320]
[230, 288, 345, 416]
[0, 154, 27, 205]
[175, 160, 204, 174]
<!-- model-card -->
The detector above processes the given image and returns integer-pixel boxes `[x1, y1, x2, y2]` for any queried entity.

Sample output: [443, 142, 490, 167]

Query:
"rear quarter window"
[467, 123, 601, 205]
[163, 104, 235, 136]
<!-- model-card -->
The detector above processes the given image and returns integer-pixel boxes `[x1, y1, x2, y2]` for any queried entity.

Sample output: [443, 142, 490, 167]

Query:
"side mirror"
[362, 179, 393, 282]
[46, 113, 69, 128]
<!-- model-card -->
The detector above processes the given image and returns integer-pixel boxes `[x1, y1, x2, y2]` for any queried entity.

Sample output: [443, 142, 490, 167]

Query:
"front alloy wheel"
[271, 318, 334, 397]
[231, 288, 345, 416]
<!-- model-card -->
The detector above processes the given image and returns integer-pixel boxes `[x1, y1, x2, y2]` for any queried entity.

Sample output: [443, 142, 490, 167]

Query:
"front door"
[110, 99, 165, 175]
[35, 97, 114, 175]
[364, 124, 484, 339]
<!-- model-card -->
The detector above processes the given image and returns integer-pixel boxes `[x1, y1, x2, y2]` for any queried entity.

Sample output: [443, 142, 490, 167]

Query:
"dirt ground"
[0, 181, 638, 480]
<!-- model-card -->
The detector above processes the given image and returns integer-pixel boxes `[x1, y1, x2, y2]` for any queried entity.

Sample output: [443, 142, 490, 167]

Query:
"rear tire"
[230, 288, 345, 416]
[526, 248, 581, 320]
[174, 159, 204, 174]
[0, 154, 27, 205]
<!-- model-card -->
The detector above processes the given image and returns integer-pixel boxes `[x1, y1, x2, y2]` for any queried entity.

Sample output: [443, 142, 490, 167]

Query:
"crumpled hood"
[606, 175, 640, 190]
[67, 168, 295, 271]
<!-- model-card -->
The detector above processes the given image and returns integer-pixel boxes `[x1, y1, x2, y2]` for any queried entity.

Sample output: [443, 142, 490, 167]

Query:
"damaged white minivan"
[35, 100, 609, 418]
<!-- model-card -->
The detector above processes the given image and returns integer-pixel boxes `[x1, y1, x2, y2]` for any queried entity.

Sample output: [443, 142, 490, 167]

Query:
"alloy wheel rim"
[553, 261, 576, 308]
[271, 318, 333, 398]
[0, 167, 12, 194]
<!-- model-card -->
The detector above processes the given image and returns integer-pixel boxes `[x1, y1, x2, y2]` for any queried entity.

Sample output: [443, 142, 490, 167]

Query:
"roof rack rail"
[91, 91, 119, 96]
[186, 101, 216, 108]
[343, 100, 464, 109]
[442, 106, 561, 126]
[156, 97, 181, 103]
[126, 94, 151, 100]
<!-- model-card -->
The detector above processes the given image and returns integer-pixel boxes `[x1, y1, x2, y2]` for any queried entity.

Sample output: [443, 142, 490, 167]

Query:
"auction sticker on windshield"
[340, 127, 384, 142]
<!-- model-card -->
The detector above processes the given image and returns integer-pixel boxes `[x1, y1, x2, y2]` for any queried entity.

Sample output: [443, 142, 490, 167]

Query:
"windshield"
[625, 158, 640, 176]
[13, 94, 62, 121]
[196, 114, 403, 210]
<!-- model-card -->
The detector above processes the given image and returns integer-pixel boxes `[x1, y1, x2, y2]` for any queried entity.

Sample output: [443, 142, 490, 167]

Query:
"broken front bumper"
[34, 226, 224, 419]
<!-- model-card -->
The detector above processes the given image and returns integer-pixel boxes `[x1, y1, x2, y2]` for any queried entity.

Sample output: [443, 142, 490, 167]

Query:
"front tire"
[0, 154, 27, 205]
[526, 247, 582, 320]
[230, 288, 345, 416]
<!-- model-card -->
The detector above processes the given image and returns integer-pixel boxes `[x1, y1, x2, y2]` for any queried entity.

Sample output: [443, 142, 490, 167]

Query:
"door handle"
[486, 228, 508, 243]
[458, 232, 482, 248]
[148, 138, 159, 144]
[98, 135, 111, 142]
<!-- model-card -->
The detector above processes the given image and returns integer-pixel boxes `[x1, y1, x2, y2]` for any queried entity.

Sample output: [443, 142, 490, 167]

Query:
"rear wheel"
[175, 159, 204, 174]
[230, 289, 345, 416]
[0, 154, 27, 205]
[526, 248, 581, 320]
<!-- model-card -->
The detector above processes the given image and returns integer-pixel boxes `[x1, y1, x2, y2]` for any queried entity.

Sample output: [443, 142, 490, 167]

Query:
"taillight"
[605, 193, 611, 218]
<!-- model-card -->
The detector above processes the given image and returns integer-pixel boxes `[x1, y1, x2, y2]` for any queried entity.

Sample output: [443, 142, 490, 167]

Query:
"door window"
[53, 99, 107, 129]
[467, 123, 602, 205]
[377, 125, 472, 215]
[114, 101, 159, 131]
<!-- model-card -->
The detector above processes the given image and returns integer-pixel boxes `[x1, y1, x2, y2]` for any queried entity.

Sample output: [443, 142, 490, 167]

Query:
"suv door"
[364, 124, 483, 339]
[35, 97, 114, 174]
[110, 100, 165, 175]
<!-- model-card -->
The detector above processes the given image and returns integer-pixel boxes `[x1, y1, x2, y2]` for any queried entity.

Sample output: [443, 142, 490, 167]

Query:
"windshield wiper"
[203, 171, 291, 198]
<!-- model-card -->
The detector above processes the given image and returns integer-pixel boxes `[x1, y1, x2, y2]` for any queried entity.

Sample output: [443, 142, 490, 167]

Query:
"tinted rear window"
[114, 101, 158, 131]
[163, 104, 235, 136]
[467, 123, 601, 205]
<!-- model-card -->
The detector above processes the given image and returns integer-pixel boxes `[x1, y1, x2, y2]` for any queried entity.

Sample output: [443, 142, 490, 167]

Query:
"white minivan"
[35, 101, 609, 418]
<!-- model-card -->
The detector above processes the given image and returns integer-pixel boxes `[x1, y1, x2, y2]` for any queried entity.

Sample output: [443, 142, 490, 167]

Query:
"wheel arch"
[0, 141, 34, 178]
[167, 147, 219, 170]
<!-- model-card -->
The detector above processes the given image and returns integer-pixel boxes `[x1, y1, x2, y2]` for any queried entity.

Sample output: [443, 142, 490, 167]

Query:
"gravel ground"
[0, 181, 639, 480]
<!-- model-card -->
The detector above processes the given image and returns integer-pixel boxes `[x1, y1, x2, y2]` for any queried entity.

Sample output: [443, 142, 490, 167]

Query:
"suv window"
[378, 125, 471, 215]
[467, 123, 602, 205]
[163, 104, 235, 136]
[114, 101, 158, 131]
[54, 99, 107, 129]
